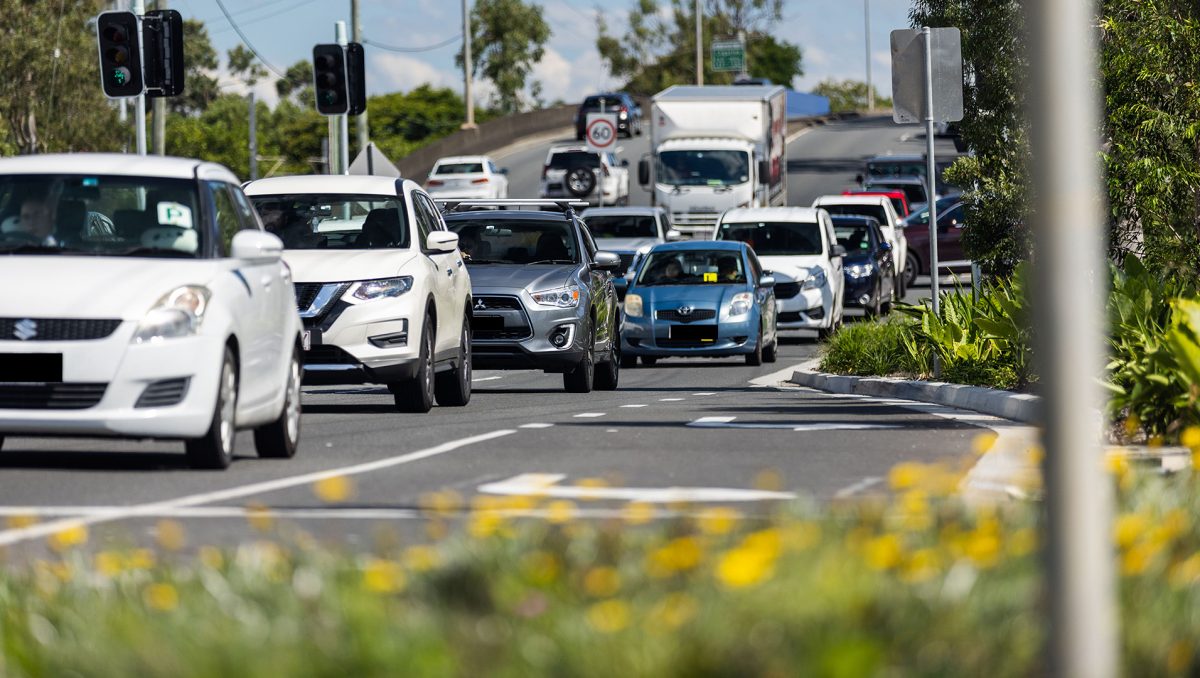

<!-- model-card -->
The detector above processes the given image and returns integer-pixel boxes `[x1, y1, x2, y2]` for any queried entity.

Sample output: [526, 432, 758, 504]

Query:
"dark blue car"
[832, 215, 896, 316]
[620, 241, 778, 366]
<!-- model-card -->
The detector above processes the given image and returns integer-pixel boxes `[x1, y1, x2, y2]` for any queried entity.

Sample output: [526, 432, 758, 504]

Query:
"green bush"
[820, 318, 921, 376]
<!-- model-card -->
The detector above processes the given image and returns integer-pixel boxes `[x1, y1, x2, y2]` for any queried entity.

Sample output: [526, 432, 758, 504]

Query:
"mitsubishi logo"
[14, 319, 37, 341]
[676, 305, 693, 317]
[474, 299, 487, 311]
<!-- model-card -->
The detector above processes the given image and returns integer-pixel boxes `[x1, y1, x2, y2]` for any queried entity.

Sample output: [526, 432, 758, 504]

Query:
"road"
[0, 116, 982, 556]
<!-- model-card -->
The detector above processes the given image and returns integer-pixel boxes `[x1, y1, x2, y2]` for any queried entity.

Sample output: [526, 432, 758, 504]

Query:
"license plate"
[302, 331, 312, 351]
[668, 325, 717, 342]
[475, 315, 504, 331]
[0, 353, 63, 382]
[688, 206, 716, 213]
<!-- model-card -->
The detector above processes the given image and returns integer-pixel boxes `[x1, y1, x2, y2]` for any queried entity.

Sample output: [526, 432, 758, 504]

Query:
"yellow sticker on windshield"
[703, 272, 717, 282]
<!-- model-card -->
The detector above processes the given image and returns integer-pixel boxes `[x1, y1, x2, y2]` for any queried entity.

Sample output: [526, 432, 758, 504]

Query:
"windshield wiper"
[108, 246, 196, 258]
[526, 259, 577, 265]
[464, 258, 503, 264]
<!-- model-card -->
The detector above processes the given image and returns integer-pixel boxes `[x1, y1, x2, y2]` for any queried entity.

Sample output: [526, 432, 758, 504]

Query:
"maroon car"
[901, 198, 969, 287]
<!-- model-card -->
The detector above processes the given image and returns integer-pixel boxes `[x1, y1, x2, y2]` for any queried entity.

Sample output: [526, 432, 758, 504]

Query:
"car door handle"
[447, 268, 454, 277]
[457, 259, 464, 268]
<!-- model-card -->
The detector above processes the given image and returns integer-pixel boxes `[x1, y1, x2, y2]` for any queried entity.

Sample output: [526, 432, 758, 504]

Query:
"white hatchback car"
[245, 175, 473, 413]
[0, 154, 303, 469]
[425, 155, 509, 200]
[811, 194, 908, 296]
[713, 207, 846, 338]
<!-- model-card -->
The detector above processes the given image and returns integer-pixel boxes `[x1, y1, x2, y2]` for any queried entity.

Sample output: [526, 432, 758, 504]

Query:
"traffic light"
[346, 43, 367, 116]
[96, 11, 144, 98]
[143, 9, 185, 97]
[312, 44, 349, 115]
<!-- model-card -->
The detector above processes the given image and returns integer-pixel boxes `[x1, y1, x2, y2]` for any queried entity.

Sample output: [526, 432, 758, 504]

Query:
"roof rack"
[436, 199, 590, 214]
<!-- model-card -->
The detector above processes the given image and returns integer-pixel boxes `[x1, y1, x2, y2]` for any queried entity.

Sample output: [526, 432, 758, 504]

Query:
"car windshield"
[867, 183, 926, 205]
[903, 198, 962, 226]
[833, 223, 876, 253]
[435, 163, 484, 175]
[716, 221, 824, 256]
[446, 218, 579, 265]
[866, 159, 924, 179]
[251, 194, 409, 250]
[0, 174, 203, 257]
[584, 214, 657, 239]
[820, 203, 889, 227]
[548, 151, 599, 170]
[581, 96, 621, 110]
[637, 250, 746, 286]
[657, 150, 749, 186]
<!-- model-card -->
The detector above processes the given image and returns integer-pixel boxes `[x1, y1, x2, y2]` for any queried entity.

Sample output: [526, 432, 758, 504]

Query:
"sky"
[171, 0, 914, 107]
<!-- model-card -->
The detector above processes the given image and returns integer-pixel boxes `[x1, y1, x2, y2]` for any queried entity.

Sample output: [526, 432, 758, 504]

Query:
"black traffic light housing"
[313, 43, 366, 116]
[97, 11, 144, 98]
[143, 9, 185, 97]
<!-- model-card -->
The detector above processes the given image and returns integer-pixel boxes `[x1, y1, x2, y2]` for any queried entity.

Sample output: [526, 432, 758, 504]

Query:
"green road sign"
[711, 40, 745, 72]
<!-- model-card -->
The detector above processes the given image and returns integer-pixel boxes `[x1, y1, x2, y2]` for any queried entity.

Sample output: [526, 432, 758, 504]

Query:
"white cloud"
[373, 53, 458, 92]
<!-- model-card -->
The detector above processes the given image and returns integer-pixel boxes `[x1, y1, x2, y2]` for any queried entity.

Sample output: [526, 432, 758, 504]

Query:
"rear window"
[548, 151, 600, 170]
[820, 204, 889, 226]
[435, 163, 484, 175]
[868, 183, 925, 205]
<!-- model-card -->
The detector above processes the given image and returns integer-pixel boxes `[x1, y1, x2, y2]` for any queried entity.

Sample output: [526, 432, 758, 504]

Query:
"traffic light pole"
[350, 0, 368, 154]
[336, 21, 350, 175]
[133, 0, 147, 156]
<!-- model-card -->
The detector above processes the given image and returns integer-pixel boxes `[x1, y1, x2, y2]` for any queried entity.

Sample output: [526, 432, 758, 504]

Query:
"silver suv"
[539, 146, 630, 207]
[441, 200, 623, 392]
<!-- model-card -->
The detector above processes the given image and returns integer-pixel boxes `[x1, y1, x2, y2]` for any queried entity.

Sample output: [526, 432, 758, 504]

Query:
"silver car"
[441, 200, 623, 393]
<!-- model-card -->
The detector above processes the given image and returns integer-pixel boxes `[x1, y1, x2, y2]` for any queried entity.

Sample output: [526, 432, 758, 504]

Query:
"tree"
[227, 45, 268, 88]
[369, 85, 480, 161]
[812, 79, 891, 113]
[276, 60, 313, 105]
[747, 34, 803, 87]
[455, 0, 551, 113]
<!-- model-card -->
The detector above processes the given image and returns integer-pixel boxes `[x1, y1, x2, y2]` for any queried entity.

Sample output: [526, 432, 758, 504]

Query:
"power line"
[210, 0, 322, 36]
[362, 34, 461, 53]
[212, 0, 287, 78]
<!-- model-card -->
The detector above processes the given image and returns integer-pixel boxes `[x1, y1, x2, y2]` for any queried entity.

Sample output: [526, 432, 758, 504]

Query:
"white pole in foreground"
[864, 0, 873, 112]
[1029, 0, 1116, 673]
[923, 28, 940, 322]
[462, 0, 476, 129]
[132, 0, 146, 156]
[336, 21, 350, 175]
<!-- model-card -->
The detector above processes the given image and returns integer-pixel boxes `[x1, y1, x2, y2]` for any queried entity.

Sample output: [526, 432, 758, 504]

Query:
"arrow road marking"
[478, 473, 796, 503]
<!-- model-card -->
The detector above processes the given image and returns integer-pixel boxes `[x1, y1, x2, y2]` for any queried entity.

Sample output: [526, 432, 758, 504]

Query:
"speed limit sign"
[585, 113, 619, 154]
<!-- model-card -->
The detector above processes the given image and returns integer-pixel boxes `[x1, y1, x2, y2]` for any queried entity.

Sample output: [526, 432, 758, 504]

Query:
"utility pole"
[248, 92, 258, 180]
[694, 0, 703, 85]
[864, 0, 873, 112]
[1029, 0, 1116, 672]
[350, 0, 369, 153]
[132, 0, 146, 155]
[151, 0, 166, 154]
[461, 0, 476, 128]
[336, 21, 350, 174]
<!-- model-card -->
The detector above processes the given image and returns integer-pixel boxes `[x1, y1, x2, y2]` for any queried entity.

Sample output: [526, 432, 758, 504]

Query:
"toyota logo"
[676, 305, 693, 317]
[474, 299, 487, 311]
[14, 319, 37, 341]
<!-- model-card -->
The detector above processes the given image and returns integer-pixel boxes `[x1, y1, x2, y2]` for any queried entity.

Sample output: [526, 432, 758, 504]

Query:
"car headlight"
[346, 276, 414, 302]
[729, 291, 754, 316]
[531, 285, 580, 308]
[625, 293, 644, 317]
[846, 263, 875, 278]
[132, 285, 210, 343]
[802, 268, 828, 290]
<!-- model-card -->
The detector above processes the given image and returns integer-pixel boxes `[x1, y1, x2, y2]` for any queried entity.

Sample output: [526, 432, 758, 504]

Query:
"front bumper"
[298, 282, 426, 385]
[0, 326, 224, 439]
[843, 274, 879, 308]
[620, 313, 758, 358]
[773, 285, 835, 329]
[470, 289, 589, 372]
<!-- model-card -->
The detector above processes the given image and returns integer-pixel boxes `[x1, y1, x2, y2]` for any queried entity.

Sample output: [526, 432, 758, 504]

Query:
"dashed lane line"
[519, 423, 555, 429]
[620, 404, 647, 408]
[834, 477, 884, 499]
[573, 412, 607, 418]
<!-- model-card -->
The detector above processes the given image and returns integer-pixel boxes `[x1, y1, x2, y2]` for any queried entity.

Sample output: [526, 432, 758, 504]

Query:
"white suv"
[714, 207, 846, 339]
[812, 194, 908, 297]
[245, 175, 473, 413]
[540, 145, 630, 206]
[425, 155, 509, 200]
[0, 154, 303, 469]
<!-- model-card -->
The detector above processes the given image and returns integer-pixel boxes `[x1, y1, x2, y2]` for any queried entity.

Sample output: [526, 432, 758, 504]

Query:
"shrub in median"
[820, 317, 921, 377]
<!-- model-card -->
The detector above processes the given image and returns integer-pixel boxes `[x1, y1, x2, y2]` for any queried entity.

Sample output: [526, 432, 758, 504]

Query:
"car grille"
[294, 283, 324, 311]
[778, 311, 805, 323]
[655, 309, 717, 323]
[0, 383, 107, 410]
[473, 295, 533, 341]
[135, 378, 190, 408]
[473, 296, 522, 311]
[305, 345, 359, 365]
[0, 318, 122, 342]
[773, 282, 801, 299]
[656, 337, 745, 348]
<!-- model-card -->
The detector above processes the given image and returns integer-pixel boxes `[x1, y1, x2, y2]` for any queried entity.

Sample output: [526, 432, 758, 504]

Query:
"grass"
[820, 317, 921, 377]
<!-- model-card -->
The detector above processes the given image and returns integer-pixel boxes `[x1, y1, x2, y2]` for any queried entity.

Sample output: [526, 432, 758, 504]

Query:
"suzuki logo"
[474, 299, 487, 311]
[14, 319, 37, 341]
[676, 305, 693, 317]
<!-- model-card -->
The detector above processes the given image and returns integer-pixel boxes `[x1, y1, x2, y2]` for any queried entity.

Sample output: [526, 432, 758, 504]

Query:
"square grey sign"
[891, 27, 964, 124]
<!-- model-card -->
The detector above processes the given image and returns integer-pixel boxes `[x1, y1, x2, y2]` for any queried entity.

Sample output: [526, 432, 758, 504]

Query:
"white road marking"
[692, 392, 717, 396]
[659, 397, 684, 402]
[519, 423, 555, 429]
[0, 429, 516, 548]
[605, 428, 619, 433]
[472, 376, 504, 383]
[786, 124, 818, 145]
[574, 412, 606, 418]
[0, 505, 701, 521]
[478, 473, 796, 503]
[687, 416, 897, 432]
[834, 477, 883, 499]
[620, 404, 647, 408]
[750, 363, 811, 387]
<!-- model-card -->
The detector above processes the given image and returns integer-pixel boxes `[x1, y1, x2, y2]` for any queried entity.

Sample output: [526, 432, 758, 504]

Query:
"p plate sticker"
[157, 202, 193, 229]
[703, 272, 718, 283]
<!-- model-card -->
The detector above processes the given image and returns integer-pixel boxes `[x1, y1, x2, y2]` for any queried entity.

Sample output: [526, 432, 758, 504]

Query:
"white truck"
[637, 85, 788, 237]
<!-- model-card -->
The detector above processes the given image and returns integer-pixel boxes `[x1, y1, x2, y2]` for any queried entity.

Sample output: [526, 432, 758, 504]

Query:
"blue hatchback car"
[620, 241, 779, 366]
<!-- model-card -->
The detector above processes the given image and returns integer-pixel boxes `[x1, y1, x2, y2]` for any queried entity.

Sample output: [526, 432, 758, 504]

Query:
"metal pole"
[350, 0, 369, 154]
[1030, 0, 1116, 672]
[864, 0, 873, 112]
[133, 0, 146, 156]
[597, 98, 605, 209]
[695, 0, 703, 86]
[923, 29, 939, 314]
[151, 0, 166, 154]
[462, 0, 476, 128]
[248, 92, 258, 180]
[336, 21, 350, 175]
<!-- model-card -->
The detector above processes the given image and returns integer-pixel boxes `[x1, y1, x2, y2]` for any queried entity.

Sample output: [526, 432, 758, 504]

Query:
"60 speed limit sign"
[585, 113, 619, 154]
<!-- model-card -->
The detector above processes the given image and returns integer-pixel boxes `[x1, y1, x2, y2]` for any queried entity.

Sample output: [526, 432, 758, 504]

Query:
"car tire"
[253, 347, 302, 459]
[904, 252, 920, 289]
[0, 436, 5, 451]
[745, 326, 764, 366]
[763, 336, 778, 363]
[594, 319, 620, 391]
[185, 347, 238, 470]
[434, 316, 472, 407]
[620, 353, 638, 368]
[566, 167, 596, 198]
[564, 320, 596, 393]
[392, 313, 435, 413]
[866, 281, 882, 317]
[641, 356, 658, 366]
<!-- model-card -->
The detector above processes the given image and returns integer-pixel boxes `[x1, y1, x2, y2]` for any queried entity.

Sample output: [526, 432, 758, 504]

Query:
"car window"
[820, 203, 889, 229]
[208, 181, 242, 255]
[583, 214, 657, 238]
[446, 218, 579, 265]
[940, 205, 965, 229]
[250, 193, 410, 250]
[579, 220, 598, 259]
[230, 185, 262, 231]
[637, 250, 746, 286]
[548, 151, 600, 170]
[747, 250, 763, 280]
[833, 223, 875, 252]
[716, 220, 824, 256]
[435, 163, 485, 175]
[411, 193, 440, 250]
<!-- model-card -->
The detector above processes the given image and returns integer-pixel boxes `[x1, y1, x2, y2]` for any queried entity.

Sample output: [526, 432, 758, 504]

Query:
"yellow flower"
[1008, 527, 1038, 558]
[888, 462, 924, 491]
[198, 546, 224, 570]
[362, 558, 406, 593]
[419, 490, 463, 517]
[1113, 513, 1148, 550]
[1123, 413, 1141, 438]
[964, 531, 1001, 569]
[575, 477, 609, 501]
[128, 548, 156, 570]
[583, 566, 621, 597]
[743, 529, 783, 560]
[1167, 641, 1194, 675]
[468, 512, 504, 539]
[971, 432, 999, 456]
[313, 475, 354, 503]
[900, 548, 941, 583]
[155, 519, 186, 552]
[1025, 444, 1045, 465]
[522, 551, 560, 586]
[781, 521, 822, 552]
[647, 593, 698, 630]
[716, 546, 775, 588]
[897, 490, 933, 532]
[1148, 435, 1164, 449]
[586, 600, 630, 633]
[697, 507, 742, 535]
[245, 503, 275, 532]
[1121, 541, 1159, 577]
[1169, 554, 1200, 588]
[1105, 454, 1130, 478]
[425, 518, 449, 542]
[48, 524, 88, 552]
[621, 501, 655, 525]
[545, 500, 577, 524]
[143, 583, 179, 612]
[403, 545, 441, 572]
[863, 534, 903, 571]
[5, 514, 38, 530]
[95, 551, 124, 578]
[648, 536, 703, 576]
[1181, 426, 1200, 451]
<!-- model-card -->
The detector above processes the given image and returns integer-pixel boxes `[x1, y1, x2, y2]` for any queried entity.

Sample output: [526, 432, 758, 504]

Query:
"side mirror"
[231, 230, 283, 260]
[592, 251, 622, 272]
[665, 228, 683, 241]
[638, 159, 650, 186]
[621, 159, 630, 167]
[880, 241, 893, 252]
[831, 244, 847, 258]
[758, 160, 770, 186]
[426, 230, 459, 253]
[758, 274, 776, 288]
[855, 173, 864, 184]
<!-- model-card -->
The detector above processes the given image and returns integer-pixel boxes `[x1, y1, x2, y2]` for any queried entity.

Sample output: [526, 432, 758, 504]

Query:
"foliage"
[226, 45, 268, 88]
[820, 317, 920, 376]
[368, 85, 496, 163]
[811, 80, 893, 113]
[456, 0, 551, 114]
[596, 0, 803, 95]
[0, 0, 123, 154]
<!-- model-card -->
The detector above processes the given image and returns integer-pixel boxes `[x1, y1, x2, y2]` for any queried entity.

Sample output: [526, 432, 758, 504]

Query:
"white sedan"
[0, 154, 303, 469]
[424, 155, 509, 200]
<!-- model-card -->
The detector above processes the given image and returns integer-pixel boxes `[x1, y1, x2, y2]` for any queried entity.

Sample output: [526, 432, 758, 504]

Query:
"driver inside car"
[17, 196, 58, 245]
